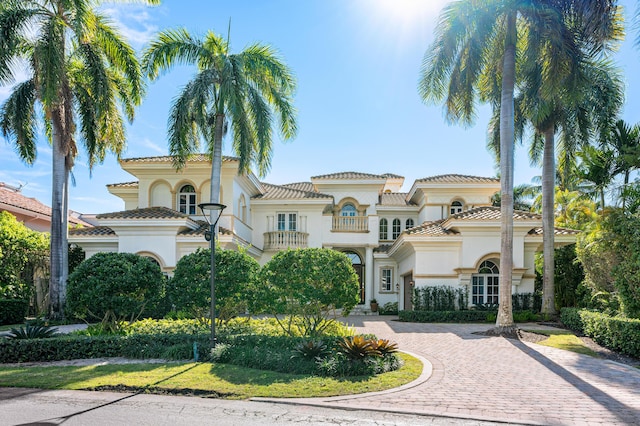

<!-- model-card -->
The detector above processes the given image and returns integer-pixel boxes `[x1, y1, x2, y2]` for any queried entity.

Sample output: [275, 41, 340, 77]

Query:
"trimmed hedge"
[0, 299, 28, 325]
[561, 308, 640, 358]
[399, 310, 491, 323]
[399, 309, 540, 323]
[0, 333, 210, 363]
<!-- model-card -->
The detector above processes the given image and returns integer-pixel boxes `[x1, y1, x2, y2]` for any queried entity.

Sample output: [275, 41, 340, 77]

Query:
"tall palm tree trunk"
[496, 11, 517, 332]
[541, 127, 556, 315]
[50, 110, 67, 319]
[209, 113, 225, 209]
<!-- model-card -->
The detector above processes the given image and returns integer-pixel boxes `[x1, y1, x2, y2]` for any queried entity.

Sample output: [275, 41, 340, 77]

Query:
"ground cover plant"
[521, 329, 599, 357]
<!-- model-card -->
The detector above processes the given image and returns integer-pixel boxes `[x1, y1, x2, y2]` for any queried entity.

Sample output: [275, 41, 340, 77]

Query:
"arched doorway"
[343, 251, 365, 304]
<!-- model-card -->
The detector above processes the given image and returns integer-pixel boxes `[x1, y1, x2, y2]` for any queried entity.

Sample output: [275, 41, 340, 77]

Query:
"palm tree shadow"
[14, 364, 199, 426]
[507, 338, 640, 424]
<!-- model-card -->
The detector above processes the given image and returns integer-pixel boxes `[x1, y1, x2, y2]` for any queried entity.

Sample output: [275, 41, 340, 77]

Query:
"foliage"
[577, 210, 640, 318]
[0, 299, 29, 325]
[255, 248, 360, 336]
[561, 308, 640, 358]
[399, 309, 540, 323]
[379, 301, 398, 315]
[338, 335, 381, 360]
[511, 293, 542, 312]
[7, 325, 58, 339]
[167, 247, 260, 321]
[0, 211, 48, 301]
[291, 340, 331, 360]
[0, 333, 210, 364]
[412, 285, 467, 311]
[535, 245, 584, 310]
[369, 339, 399, 356]
[66, 252, 165, 323]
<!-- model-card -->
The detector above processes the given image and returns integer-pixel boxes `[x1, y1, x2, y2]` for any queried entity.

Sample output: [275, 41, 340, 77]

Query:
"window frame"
[392, 218, 401, 239]
[450, 200, 464, 215]
[472, 260, 499, 305]
[380, 267, 393, 292]
[276, 212, 297, 231]
[379, 218, 388, 240]
[178, 184, 197, 215]
[405, 218, 415, 229]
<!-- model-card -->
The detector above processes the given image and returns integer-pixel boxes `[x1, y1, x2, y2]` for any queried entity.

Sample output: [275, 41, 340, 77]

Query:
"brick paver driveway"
[266, 317, 640, 425]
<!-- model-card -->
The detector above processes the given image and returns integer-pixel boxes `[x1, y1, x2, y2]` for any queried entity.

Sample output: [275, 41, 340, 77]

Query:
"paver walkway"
[265, 317, 640, 426]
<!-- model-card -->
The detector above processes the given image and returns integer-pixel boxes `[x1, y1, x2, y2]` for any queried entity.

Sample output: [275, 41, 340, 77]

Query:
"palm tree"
[0, 0, 155, 318]
[420, 0, 619, 330]
[141, 29, 297, 213]
[608, 120, 640, 209]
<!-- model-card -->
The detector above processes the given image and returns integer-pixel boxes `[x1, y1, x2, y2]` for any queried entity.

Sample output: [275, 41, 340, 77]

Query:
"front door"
[404, 274, 413, 310]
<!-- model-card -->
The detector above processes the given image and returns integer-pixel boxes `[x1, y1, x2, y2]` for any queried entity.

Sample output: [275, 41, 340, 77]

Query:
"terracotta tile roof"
[448, 206, 541, 221]
[254, 183, 332, 200]
[416, 174, 500, 184]
[379, 192, 416, 206]
[96, 206, 190, 220]
[0, 185, 91, 226]
[405, 219, 459, 236]
[528, 227, 581, 236]
[177, 220, 232, 236]
[381, 173, 404, 179]
[311, 171, 386, 180]
[106, 181, 139, 188]
[69, 226, 116, 237]
[120, 154, 239, 163]
[281, 182, 315, 192]
[374, 244, 393, 253]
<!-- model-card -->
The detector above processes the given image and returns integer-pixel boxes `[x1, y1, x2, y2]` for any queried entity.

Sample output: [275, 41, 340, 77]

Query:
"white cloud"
[139, 137, 166, 154]
[100, 5, 159, 48]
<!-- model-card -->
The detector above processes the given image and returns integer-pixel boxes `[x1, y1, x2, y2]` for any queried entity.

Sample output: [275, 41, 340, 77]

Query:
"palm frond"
[0, 78, 38, 163]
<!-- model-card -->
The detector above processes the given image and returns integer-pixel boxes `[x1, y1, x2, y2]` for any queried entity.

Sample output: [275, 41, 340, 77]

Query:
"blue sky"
[2, 0, 640, 214]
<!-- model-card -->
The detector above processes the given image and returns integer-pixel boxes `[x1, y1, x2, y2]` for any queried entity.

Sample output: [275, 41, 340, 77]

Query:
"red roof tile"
[0, 185, 91, 227]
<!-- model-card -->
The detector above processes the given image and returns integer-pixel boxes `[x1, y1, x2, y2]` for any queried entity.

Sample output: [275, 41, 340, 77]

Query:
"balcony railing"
[332, 216, 369, 232]
[263, 231, 309, 250]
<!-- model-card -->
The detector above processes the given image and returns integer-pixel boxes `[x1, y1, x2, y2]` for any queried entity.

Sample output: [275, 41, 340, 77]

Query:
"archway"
[343, 251, 365, 304]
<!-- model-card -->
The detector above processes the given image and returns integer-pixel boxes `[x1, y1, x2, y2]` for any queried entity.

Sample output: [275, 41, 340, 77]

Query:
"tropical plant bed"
[0, 352, 422, 399]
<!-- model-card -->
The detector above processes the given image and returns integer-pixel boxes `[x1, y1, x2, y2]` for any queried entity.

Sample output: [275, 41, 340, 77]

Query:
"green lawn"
[523, 329, 600, 357]
[0, 353, 422, 399]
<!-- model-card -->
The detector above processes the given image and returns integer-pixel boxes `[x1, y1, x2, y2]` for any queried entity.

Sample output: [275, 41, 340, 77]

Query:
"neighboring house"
[0, 182, 92, 232]
[68, 155, 578, 310]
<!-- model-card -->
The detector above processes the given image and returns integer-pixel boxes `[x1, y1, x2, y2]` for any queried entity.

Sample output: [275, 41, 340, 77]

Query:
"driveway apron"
[262, 317, 640, 426]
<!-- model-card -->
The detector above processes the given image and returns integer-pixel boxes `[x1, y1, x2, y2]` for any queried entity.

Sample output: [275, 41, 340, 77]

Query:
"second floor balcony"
[263, 230, 309, 250]
[332, 216, 369, 232]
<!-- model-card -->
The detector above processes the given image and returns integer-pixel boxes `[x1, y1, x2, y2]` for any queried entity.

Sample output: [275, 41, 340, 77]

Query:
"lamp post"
[198, 202, 226, 349]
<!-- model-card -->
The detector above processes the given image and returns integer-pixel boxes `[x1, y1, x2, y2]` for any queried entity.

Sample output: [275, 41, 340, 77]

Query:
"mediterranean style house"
[68, 155, 578, 310]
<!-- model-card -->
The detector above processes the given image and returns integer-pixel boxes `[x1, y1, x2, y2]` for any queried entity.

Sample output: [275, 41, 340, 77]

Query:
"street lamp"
[198, 202, 226, 349]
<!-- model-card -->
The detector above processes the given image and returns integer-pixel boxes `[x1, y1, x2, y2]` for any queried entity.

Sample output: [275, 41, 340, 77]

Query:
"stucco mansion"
[68, 155, 578, 310]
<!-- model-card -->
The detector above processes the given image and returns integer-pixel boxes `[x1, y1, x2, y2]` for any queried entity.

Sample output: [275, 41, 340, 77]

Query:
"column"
[365, 246, 374, 303]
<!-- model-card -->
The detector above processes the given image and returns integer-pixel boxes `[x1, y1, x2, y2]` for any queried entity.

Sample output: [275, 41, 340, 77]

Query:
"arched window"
[238, 194, 247, 222]
[178, 184, 197, 215]
[405, 218, 415, 229]
[379, 218, 388, 240]
[341, 203, 357, 216]
[472, 260, 499, 305]
[450, 200, 463, 215]
[392, 218, 401, 239]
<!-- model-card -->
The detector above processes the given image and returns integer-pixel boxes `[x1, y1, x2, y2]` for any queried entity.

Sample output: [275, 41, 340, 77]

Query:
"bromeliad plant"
[338, 335, 382, 360]
[7, 324, 58, 339]
[291, 340, 331, 360]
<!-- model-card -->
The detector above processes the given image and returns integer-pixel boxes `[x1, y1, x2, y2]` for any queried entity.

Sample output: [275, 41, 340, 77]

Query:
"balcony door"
[344, 251, 365, 304]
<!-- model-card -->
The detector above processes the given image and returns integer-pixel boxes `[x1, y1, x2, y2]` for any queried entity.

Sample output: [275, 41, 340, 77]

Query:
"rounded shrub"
[66, 252, 165, 321]
[167, 247, 260, 321]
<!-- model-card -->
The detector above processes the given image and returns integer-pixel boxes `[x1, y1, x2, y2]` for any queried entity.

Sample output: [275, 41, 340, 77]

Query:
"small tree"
[66, 252, 165, 324]
[168, 247, 260, 322]
[0, 211, 48, 301]
[255, 248, 360, 336]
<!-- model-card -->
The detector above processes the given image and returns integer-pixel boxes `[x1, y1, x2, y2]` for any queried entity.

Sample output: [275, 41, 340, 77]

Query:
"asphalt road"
[0, 387, 506, 426]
